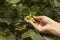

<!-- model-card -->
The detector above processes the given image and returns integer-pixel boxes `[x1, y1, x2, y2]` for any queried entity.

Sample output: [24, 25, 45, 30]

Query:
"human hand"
[25, 16, 60, 37]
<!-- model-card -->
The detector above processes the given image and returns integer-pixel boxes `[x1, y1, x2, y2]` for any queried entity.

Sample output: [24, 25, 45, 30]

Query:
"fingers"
[25, 20, 44, 32]
[33, 16, 54, 24]
[33, 16, 43, 21]
[33, 16, 47, 21]
[25, 16, 54, 33]
[33, 16, 48, 26]
[33, 16, 47, 23]
[33, 16, 44, 20]
[25, 20, 38, 28]
[25, 20, 47, 32]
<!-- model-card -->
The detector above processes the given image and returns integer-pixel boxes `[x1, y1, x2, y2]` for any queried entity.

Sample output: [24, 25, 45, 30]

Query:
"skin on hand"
[25, 16, 60, 37]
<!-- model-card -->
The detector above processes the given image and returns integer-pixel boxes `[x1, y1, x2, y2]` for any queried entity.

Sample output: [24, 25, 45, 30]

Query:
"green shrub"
[0, 0, 60, 40]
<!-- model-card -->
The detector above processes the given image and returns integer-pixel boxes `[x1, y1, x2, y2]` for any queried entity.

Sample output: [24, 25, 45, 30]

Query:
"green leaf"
[31, 33, 45, 40]
[0, 32, 8, 40]
[31, 4, 40, 12]
[0, 18, 12, 24]
[15, 25, 27, 31]
[44, 36, 54, 40]
[22, 29, 45, 40]
[0, 35, 6, 40]
[54, 0, 60, 7]
[6, 0, 20, 4]
[24, 11, 36, 22]
[6, 33, 16, 40]
[22, 29, 36, 38]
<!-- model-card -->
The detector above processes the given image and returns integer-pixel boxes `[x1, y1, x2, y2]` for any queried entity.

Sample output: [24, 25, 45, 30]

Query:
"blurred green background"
[0, 0, 60, 40]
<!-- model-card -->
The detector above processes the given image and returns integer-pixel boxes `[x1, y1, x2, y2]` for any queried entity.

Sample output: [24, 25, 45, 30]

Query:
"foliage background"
[0, 0, 60, 40]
